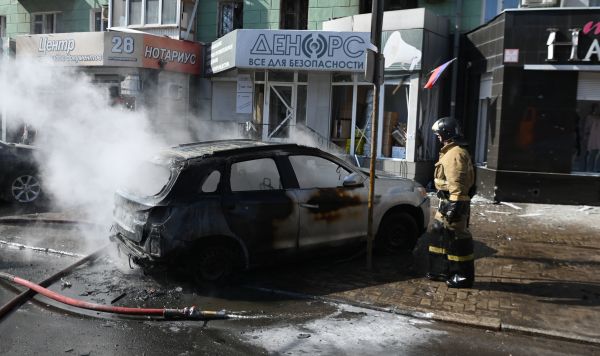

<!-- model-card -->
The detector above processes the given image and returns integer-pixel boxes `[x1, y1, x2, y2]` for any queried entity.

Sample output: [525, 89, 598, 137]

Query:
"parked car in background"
[0, 140, 42, 204]
[110, 140, 430, 282]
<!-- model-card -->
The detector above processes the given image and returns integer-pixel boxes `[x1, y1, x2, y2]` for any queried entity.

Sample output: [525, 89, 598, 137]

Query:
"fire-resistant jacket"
[434, 142, 474, 202]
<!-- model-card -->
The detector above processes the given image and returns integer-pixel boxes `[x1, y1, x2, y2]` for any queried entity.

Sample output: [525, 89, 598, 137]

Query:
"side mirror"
[343, 172, 365, 187]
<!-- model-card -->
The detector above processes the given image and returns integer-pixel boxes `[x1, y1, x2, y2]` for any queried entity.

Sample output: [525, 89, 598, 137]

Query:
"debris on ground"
[60, 278, 72, 289]
[500, 202, 522, 210]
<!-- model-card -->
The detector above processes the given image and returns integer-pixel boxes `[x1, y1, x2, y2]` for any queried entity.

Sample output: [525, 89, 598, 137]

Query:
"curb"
[246, 285, 600, 346]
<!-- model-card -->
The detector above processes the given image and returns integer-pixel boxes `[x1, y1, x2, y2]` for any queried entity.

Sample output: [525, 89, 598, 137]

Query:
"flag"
[423, 58, 456, 89]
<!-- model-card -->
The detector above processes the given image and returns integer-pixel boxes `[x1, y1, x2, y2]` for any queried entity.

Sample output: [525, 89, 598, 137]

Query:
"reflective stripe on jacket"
[434, 142, 474, 201]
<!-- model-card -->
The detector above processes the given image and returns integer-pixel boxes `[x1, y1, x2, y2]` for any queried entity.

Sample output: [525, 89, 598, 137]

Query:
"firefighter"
[427, 117, 475, 288]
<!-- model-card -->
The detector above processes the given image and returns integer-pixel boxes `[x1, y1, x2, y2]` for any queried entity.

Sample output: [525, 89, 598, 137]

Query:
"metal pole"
[366, 0, 384, 270]
[450, 0, 462, 119]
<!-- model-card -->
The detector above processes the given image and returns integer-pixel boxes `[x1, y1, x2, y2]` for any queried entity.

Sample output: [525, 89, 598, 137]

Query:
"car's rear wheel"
[376, 212, 419, 254]
[194, 244, 235, 283]
[7, 172, 42, 204]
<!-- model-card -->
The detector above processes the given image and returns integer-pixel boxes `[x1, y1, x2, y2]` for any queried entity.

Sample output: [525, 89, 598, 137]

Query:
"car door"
[288, 154, 368, 249]
[222, 154, 299, 262]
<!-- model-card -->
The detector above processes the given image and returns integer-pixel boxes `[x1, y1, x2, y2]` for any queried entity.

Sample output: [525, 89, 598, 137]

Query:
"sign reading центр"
[207, 30, 370, 74]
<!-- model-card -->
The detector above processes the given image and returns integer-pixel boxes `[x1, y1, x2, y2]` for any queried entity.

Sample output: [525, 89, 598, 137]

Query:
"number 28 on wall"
[111, 36, 135, 54]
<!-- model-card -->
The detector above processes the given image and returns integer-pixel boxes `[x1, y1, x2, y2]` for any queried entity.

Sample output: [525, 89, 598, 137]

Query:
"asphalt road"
[0, 212, 597, 355]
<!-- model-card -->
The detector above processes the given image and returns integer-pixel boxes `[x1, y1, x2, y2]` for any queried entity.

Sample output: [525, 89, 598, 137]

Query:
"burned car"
[0, 140, 42, 204]
[110, 140, 430, 281]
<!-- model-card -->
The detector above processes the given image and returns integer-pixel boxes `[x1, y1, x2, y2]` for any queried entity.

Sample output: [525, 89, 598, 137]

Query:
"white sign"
[235, 30, 370, 72]
[236, 74, 253, 114]
[504, 48, 519, 63]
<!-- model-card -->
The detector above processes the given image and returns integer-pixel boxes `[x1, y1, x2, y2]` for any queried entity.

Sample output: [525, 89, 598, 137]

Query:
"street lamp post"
[366, 0, 384, 270]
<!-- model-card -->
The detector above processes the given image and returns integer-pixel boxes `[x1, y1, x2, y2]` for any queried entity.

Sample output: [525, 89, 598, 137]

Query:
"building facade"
[463, 7, 600, 205]
[1, 0, 204, 144]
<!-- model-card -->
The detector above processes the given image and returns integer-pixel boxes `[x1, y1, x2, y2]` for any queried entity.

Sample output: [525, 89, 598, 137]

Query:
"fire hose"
[0, 271, 232, 322]
[0, 245, 232, 323]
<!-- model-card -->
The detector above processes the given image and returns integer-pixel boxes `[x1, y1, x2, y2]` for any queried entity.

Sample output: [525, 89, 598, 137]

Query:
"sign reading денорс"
[206, 29, 370, 75]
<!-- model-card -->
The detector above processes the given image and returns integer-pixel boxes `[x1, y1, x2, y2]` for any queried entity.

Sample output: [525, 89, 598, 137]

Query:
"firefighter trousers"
[427, 203, 475, 286]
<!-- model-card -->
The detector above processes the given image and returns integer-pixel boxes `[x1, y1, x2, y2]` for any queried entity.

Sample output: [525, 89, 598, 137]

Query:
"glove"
[445, 201, 468, 223]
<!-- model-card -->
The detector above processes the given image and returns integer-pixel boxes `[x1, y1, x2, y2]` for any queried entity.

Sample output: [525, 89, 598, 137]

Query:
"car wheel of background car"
[8, 171, 42, 204]
[194, 244, 235, 283]
[375, 211, 418, 254]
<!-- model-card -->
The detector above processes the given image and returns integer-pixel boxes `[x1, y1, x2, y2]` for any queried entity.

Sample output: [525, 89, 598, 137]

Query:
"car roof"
[159, 139, 314, 161]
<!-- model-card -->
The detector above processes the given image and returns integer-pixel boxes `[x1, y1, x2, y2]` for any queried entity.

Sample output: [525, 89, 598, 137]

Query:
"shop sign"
[545, 20, 600, 63]
[205, 31, 237, 75]
[239, 30, 368, 72]
[18, 32, 105, 65]
[381, 30, 422, 72]
[17, 32, 202, 75]
[236, 74, 253, 114]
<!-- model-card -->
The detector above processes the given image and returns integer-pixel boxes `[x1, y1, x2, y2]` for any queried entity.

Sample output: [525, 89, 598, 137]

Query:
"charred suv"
[110, 140, 430, 281]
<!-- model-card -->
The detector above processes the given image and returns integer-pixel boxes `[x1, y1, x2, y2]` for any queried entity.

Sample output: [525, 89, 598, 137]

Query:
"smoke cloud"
[0, 57, 167, 231]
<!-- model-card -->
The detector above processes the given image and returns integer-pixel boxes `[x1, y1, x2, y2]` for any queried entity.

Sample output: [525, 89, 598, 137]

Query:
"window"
[230, 158, 282, 192]
[162, 0, 177, 24]
[360, 0, 417, 14]
[91, 7, 108, 31]
[32, 13, 58, 34]
[280, 0, 308, 30]
[289, 155, 350, 189]
[218, 1, 243, 36]
[146, 0, 160, 24]
[201, 170, 221, 193]
[0, 16, 6, 38]
[112, 0, 178, 27]
[129, 0, 142, 25]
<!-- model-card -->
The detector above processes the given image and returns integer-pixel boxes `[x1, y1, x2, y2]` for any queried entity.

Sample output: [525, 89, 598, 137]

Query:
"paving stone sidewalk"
[245, 196, 600, 345]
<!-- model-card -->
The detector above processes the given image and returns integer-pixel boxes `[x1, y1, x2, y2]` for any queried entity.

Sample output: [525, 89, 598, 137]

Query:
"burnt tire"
[194, 244, 235, 283]
[6, 171, 42, 204]
[375, 212, 419, 255]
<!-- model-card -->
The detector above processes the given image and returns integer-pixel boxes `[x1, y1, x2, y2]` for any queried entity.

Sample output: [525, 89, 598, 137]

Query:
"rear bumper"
[109, 227, 157, 266]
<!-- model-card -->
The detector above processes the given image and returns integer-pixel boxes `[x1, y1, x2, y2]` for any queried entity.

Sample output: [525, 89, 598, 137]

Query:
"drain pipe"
[0, 272, 231, 322]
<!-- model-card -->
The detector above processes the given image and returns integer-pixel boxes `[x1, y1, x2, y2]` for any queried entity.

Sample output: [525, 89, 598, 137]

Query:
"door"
[263, 83, 295, 141]
[222, 156, 299, 262]
[288, 154, 368, 248]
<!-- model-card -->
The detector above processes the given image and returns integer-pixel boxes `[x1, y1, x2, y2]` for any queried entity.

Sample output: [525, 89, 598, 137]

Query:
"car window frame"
[225, 152, 292, 193]
[284, 151, 359, 190]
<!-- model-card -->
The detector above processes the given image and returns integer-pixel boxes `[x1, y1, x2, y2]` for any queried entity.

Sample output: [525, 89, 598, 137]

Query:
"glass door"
[263, 83, 295, 141]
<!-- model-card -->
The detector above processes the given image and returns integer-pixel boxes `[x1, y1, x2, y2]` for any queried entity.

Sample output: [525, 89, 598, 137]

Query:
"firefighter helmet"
[432, 117, 461, 142]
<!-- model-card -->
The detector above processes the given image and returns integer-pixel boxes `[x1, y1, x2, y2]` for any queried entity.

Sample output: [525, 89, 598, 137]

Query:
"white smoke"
[0, 57, 167, 229]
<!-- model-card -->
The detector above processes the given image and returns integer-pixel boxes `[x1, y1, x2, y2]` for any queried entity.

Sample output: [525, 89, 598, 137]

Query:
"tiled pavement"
[245, 197, 600, 345]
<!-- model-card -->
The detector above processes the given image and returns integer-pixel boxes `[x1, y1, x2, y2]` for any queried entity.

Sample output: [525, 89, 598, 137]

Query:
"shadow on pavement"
[477, 280, 600, 306]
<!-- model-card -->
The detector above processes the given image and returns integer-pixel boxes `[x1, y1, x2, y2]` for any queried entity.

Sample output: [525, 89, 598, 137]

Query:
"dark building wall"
[463, 9, 600, 205]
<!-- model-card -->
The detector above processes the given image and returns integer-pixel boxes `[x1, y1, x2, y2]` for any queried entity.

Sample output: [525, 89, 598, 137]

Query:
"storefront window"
[297, 85, 307, 126]
[332, 73, 352, 83]
[330, 86, 353, 150]
[575, 102, 600, 173]
[268, 71, 294, 82]
[382, 84, 408, 159]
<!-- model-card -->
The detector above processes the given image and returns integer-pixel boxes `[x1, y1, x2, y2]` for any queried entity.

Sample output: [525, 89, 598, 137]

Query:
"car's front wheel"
[7, 172, 42, 204]
[376, 211, 419, 254]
